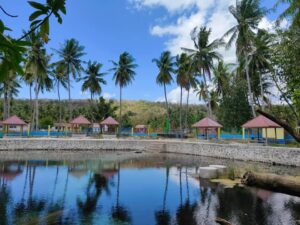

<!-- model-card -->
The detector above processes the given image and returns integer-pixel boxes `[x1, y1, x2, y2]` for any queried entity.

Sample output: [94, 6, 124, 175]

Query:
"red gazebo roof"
[2, 115, 27, 125]
[70, 115, 91, 125]
[192, 117, 223, 128]
[242, 115, 281, 128]
[100, 116, 119, 126]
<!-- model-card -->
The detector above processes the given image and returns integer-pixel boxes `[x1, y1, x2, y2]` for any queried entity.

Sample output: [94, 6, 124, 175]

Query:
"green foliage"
[217, 77, 252, 132]
[28, 0, 66, 42]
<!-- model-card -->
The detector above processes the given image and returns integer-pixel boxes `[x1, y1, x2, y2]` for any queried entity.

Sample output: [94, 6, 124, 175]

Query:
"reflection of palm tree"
[111, 163, 131, 224]
[155, 167, 171, 225]
[77, 172, 105, 215]
[176, 167, 197, 225]
[0, 176, 10, 225]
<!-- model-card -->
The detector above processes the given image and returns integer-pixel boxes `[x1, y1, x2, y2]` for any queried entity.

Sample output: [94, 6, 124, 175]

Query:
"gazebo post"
[257, 128, 260, 142]
[274, 127, 277, 143]
[217, 127, 221, 140]
[265, 128, 268, 145]
[242, 127, 245, 140]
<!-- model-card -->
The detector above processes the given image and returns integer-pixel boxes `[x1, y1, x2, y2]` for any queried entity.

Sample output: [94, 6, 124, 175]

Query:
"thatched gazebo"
[2, 115, 27, 135]
[242, 115, 282, 143]
[192, 117, 223, 140]
[69, 115, 91, 133]
[100, 116, 119, 134]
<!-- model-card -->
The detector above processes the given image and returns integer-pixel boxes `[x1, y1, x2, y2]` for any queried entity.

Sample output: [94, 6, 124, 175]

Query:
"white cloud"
[156, 86, 203, 104]
[103, 92, 116, 100]
[132, 0, 238, 63]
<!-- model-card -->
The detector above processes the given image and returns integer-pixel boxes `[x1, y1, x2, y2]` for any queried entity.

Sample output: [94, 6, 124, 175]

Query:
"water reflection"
[0, 159, 299, 225]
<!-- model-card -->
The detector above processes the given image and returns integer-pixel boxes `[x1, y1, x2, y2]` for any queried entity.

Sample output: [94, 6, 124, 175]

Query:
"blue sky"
[1, 0, 284, 103]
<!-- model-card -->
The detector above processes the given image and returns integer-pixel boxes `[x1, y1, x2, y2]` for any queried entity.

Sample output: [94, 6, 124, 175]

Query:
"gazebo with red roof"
[192, 117, 223, 140]
[2, 115, 27, 135]
[242, 115, 281, 143]
[69, 115, 91, 133]
[100, 116, 119, 134]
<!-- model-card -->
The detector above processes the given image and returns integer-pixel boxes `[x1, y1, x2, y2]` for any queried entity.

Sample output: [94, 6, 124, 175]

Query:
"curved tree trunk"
[202, 69, 212, 117]
[257, 109, 300, 143]
[245, 57, 256, 117]
[271, 71, 299, 123]
[164, 83, 170, 133]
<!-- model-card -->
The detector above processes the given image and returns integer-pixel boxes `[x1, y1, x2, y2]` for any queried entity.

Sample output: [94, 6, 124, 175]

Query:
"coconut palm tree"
[153, 51, 175, 131]
[275, 0, 300, 27]
[212, 61, 232, 97]
[0, 71, 20, 119]
[223, 0, 264, 117]
[195, 81, 208, 103]
[51, 63, 68, 123]
[80, 61, 107, 101]
[249, 29, 274, 110]
[183, 26, 224, 117]
[25, 31, 52, 130]
[22, 71, 34, 116]
[184, 70, 198, 131]
[175, 53, 191, 135]
[111, 52, 137, 131]
[55, 38, 85, 120]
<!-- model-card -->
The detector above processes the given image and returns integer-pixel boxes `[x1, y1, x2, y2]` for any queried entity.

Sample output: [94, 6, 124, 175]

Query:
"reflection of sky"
[1, 162, 300, 225]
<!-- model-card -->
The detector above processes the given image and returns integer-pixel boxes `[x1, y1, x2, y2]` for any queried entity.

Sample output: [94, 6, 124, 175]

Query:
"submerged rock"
[199, 167, 218, 179]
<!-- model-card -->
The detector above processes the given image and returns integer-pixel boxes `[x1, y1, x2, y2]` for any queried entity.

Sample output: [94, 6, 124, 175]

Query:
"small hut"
[135, 124, 148, 134]
[69, 115, 91, 133]
[100, 116, 119, 134]
[192, 117, 223, 140]
[2, 115, 27, 135]
[54, 122, 71, 131]
[242, 115, 282, 143]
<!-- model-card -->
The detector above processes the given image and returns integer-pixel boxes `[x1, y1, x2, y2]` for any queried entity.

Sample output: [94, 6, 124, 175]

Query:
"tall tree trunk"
[271, 71, 299, 123]
[7, 94, 10, 118]
[163, 83, 170, 133]
[119, 85, 122, 133]
[185, 88, 190, 132]
[3, 91, 7, 120]
[179, 86, 183, 137]
[34, 80, 39, 130]
[259, 73, 265, 111]
[245, 57, 256, 117]
[67, 67, 72, 121]
[57, 82, 62, 123]
[202, 69, 212, 117]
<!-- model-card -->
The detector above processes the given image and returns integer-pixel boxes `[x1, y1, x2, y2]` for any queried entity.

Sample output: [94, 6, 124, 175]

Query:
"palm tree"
[183, 26, 224, 117]
[111, 52, 137, 131]
[175, 53, 191, 135]
[195, 81, 208, 103]
[22, 71, 34, 116]
[55, 38, 85, 120]
[80, 61, 107, 101]
[184, 70, 198, 131]
[248, 29, 274, 110]
[223, 0, 264, 117]
[275, 0, 300, 27]
[153, 51, 175, 131]
[0, 71, 20, 119]
[212, 61, 232, 97]
[25, 31, 52, 130]
[51, 63, 68, 123]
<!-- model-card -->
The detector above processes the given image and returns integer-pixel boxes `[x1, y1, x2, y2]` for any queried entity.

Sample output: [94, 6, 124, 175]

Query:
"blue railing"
[4, 131, 71, 137]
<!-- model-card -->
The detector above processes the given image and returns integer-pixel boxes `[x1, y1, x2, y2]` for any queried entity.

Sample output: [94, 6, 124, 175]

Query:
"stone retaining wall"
[0, 138, 299, 166]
